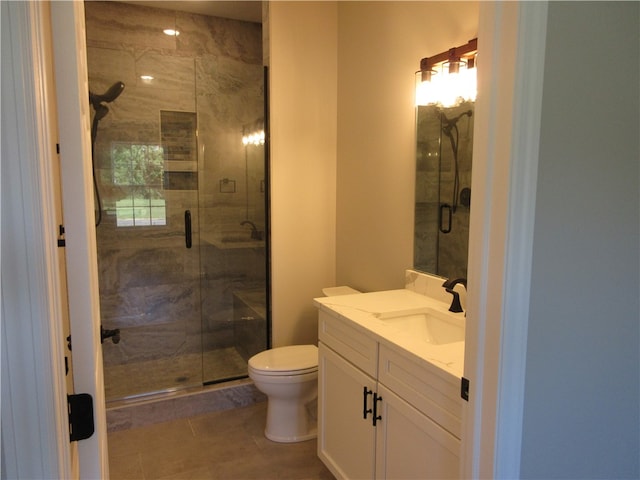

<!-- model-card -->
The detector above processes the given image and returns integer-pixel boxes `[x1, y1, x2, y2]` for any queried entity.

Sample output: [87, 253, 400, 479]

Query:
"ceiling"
[119, 1, 262, 23]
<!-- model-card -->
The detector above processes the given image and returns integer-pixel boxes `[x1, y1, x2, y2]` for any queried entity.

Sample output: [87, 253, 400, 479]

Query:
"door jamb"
[50, 2, 110, 478]
[462, 2, 548, 478]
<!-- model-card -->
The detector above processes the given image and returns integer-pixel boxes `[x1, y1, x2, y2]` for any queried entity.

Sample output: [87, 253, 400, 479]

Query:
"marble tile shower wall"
[85, 2, 264, 373]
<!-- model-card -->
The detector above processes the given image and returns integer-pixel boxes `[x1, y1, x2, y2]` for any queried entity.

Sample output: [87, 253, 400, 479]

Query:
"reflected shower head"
[89, 81, 125, 109]
[442, 110, 472, 135]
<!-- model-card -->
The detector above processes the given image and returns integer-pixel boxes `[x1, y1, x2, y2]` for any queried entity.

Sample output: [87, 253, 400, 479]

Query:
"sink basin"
[381, 309, 464, 345]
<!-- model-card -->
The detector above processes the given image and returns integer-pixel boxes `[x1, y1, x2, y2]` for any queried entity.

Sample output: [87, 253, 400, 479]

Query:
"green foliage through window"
[111, 143, 166, 227]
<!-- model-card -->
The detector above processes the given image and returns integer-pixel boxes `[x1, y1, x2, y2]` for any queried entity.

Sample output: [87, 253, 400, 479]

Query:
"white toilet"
[248, 286, 360, 443]
[249, 345, 319, 442]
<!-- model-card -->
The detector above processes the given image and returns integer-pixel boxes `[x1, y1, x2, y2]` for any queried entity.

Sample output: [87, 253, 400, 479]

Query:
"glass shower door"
[86, 31, 205, 400]
[93, 101, 204, 400]
[197, 60, 268, 384]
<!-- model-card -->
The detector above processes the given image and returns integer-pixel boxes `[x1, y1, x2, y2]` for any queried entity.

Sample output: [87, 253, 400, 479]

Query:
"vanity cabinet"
[317, 310, 461, 480]
[374, 383, 460, 479]
[319, 343, 376, 479]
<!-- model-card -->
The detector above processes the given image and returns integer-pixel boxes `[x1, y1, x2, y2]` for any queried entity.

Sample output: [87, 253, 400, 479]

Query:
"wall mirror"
[413, 39, 477, 280]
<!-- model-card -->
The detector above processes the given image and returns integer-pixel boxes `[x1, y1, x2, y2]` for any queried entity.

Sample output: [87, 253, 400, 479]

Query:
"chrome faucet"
[240, 220, 263, 240]
[442, 277, 467, 313]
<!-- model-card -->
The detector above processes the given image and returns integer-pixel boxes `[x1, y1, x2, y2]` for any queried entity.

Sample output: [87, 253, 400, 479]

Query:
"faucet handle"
[442, 277, 467, 290]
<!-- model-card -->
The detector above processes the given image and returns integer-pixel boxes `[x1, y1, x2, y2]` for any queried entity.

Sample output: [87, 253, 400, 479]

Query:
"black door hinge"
[461, 377, 470, 401]
[68, 393, 94, 441]
[58, 224, 65, 247]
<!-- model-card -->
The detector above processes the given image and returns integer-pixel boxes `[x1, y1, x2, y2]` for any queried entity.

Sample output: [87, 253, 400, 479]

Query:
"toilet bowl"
[249, 345, 319, 442]
[248, 286, 360, 443]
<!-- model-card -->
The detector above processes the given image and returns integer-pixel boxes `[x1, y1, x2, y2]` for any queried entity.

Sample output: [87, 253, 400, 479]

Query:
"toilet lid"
[248, 345, 318, 375]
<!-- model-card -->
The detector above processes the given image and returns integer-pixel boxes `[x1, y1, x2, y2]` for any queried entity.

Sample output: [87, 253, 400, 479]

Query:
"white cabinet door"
[375, 384, 461, 480]
[318, 342, 377, 480]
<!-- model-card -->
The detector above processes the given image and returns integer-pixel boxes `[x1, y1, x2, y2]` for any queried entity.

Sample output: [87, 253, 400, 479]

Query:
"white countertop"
[314, 289, 465, 381]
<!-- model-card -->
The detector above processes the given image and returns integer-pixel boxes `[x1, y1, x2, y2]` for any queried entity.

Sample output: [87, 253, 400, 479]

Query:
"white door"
[318, 342, 377, 480]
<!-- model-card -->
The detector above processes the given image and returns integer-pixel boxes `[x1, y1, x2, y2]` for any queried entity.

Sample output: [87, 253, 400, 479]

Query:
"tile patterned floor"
[108, 401, 334, 480]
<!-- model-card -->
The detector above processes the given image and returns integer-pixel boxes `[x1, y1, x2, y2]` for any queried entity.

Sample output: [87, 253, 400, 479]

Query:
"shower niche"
[85, 1, 268, 401]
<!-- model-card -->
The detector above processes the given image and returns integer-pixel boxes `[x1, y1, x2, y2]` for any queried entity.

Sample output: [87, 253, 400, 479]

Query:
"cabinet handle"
[373, 392, 382, 426]
[363, 387, 373, 419]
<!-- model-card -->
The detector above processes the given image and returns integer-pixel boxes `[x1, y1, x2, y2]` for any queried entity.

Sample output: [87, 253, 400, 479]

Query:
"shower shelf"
[200, 231, 264, 250]
[219, 178, 236, 193]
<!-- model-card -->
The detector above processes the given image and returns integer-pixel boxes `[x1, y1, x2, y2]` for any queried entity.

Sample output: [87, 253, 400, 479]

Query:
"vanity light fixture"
[163, 28, 180, 36]
[416, 38, 477, 107]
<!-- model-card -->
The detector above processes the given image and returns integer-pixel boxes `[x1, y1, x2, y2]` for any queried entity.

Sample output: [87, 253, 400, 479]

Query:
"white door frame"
[462, 2, 548, 478]
[1, 2, 73, 478]
[50, 2, 110, 478]
[1, 1, 109, 478]
[2, 2, 108, 478]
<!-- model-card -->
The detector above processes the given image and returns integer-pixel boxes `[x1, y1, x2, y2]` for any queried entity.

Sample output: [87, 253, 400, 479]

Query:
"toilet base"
[263, 397, 317, 443]
[265, 427, 317, 443]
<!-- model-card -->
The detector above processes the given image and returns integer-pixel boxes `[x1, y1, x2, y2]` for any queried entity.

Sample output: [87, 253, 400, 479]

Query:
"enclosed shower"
[85, 1, 268, 402]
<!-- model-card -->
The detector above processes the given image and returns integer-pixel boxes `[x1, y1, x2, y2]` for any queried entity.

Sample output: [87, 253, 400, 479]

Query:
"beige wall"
[336, 1, 479, 292]
[269, 2, 338, 346]
[269, 1, 479, 345]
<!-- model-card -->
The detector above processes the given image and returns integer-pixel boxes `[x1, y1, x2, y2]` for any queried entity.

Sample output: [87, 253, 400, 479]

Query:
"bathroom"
[90, 0, 478, 415]
[1, 1, 638, 479]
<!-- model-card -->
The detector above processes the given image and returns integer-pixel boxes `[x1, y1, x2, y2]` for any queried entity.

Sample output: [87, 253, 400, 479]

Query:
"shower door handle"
[439, 203, 452, 234]
[185, 210, 192, 249]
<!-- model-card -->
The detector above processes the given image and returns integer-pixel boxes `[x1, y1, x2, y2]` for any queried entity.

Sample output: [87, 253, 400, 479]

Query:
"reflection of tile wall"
[86, 2, 264, 378]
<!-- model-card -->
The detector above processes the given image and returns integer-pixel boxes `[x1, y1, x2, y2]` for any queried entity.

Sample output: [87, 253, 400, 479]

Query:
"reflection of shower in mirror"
[440, 109, 472, 214]
[414, 102, 474, 280]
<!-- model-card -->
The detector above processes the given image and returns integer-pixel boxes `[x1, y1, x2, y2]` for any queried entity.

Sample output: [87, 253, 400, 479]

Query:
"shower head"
[89, 81, 125, 109]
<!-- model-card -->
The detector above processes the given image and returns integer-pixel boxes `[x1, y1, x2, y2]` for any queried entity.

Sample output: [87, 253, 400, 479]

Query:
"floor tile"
[108, 402, 333, 480]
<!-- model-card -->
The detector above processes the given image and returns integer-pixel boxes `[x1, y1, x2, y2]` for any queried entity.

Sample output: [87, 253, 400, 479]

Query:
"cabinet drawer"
[319, 310, 378, 378]
[378, 344, 462, 438]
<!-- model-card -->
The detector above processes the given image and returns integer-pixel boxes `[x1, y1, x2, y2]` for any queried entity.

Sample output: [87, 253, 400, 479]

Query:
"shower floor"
[104, 347, 248, 401]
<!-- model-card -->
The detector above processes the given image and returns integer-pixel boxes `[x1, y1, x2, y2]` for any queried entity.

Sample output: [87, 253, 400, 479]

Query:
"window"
[111, 143, 166, 227]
